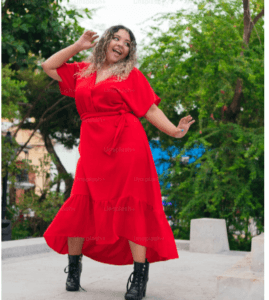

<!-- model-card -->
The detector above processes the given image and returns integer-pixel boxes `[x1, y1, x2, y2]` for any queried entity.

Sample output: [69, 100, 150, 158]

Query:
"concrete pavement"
[2, 238, 249, 300]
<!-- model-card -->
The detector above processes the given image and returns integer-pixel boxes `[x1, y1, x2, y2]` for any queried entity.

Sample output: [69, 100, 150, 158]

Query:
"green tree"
[2, 0, 98, 200]
[5, 153, 66, 239]
[139, 0, 264, 250]
[2, 0, 98, 70]
[2, 63, 28, 120]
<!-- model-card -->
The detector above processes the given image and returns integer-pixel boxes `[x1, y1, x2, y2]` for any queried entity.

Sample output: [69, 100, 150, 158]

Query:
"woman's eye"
[113, 37, 130, 47]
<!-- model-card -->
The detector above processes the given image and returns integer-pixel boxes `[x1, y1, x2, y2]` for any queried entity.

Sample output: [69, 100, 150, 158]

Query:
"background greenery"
[2, 0, 264, 249]
[138, 0, 264, 251]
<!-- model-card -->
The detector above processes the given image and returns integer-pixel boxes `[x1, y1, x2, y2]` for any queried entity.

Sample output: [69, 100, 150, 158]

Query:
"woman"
[42, 25, 195, 300]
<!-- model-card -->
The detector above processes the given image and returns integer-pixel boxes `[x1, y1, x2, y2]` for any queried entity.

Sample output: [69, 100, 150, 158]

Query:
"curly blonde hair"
[74, 25, 138, 82]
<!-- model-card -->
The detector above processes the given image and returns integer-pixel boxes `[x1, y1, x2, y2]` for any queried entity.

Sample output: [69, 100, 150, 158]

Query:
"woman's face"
[105, 29, 131, 66]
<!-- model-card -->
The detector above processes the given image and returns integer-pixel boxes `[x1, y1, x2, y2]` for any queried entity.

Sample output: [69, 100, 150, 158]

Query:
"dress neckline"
[91, 66, 135, 88]
[93, 70, 114, 87]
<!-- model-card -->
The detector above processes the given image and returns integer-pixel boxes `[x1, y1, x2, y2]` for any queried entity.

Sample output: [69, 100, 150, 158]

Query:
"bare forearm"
[41, 43, 82, 70]
[144, 104, 183, 138]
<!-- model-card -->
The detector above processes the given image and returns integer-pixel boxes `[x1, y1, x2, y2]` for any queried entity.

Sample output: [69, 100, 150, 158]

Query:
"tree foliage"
[2, 0, 97, 201]
[139, 0, 264, 250]
[2, 0, 97, 70]
[2, 63, 28, 120]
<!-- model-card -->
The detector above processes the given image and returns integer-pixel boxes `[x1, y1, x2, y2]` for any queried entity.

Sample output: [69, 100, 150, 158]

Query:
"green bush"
[161, 123, 264, 251]
[11, 219, 32, 240]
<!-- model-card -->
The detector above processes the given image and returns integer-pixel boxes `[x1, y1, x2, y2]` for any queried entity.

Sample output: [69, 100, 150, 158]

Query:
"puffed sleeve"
[56, 61, 82, 97]
[117, 67, 161, 118]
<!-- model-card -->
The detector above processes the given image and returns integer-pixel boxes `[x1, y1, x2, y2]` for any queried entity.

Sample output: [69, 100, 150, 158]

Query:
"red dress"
[43, 61, 179, 265]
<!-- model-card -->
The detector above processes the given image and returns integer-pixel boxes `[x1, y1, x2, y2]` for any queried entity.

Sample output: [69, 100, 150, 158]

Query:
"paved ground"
[2, 248, 249, 300]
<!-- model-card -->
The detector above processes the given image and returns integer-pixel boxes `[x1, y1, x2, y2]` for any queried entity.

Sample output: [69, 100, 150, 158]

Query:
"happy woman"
[42, 24, 195, 300]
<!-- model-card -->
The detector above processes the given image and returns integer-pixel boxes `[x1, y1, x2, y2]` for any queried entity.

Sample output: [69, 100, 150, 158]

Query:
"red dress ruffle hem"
[43, 61, 179, 265]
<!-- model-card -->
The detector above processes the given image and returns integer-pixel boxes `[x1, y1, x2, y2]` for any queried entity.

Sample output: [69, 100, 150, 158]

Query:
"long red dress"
[43, 61, 179, 265]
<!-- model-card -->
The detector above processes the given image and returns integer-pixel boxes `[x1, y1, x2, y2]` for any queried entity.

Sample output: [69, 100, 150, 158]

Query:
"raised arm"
[144, 104, 195, 138]
[41, 30, 99, 81]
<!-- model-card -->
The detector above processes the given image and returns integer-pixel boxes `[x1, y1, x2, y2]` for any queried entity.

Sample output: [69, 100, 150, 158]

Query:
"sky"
[62, 0, 196, 61]
[63, 0, 193, 40]
[52, 0, 197, 189]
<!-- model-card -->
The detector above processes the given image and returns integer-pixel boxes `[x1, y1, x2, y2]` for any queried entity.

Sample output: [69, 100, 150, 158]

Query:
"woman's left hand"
[174, 115, 195, 138]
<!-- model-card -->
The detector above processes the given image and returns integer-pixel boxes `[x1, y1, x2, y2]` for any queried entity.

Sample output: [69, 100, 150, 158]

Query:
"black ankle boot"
[125, 259, 149, 300]
[64, 253, 86, 292]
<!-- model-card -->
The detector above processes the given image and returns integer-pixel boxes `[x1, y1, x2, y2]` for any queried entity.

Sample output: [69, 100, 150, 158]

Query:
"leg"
[125, 241, 149, 299]
[128, 240, 146, 263]
[68, 237, 85, 255]
[65, 237, 86, 292]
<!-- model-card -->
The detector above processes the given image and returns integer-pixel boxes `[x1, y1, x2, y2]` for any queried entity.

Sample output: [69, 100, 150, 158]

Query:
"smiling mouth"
[113, 49, 122, 56]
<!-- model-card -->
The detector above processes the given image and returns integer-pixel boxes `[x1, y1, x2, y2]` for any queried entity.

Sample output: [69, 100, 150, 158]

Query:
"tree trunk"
[225, 0, 264, 123]
[40, 130, 73, 202]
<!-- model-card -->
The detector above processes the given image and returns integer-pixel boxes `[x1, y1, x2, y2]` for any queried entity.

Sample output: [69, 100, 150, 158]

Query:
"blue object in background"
[149, 140, 206, 207]
[149, 139, 206, 178]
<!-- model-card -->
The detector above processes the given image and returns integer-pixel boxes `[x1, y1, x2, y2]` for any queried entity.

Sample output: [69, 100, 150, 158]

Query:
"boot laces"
[64, 262, 87, 292]
[126, 266, 146, 295]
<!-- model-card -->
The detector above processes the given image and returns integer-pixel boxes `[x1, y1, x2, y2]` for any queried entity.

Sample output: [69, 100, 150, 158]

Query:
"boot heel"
[143, 259, 149, 298]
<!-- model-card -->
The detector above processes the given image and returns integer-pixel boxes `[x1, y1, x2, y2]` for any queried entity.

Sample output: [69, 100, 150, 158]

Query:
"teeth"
[113, 49, 121, 55]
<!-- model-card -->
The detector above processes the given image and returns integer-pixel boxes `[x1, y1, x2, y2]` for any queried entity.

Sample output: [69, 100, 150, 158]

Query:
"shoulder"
[73, 61, 91, 77]
[132, 67, 142, 75]
[128, 67, 151, 84]
[62, 61, 90, 72]
[114, 67, 138, 85]
[132, 67, 150, 80]
[128, 67, 148, 79]
[76, 61, 91, 70]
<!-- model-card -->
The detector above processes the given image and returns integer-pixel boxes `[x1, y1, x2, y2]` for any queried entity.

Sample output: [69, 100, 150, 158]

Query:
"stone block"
[175, 239, 190, 251]
[190, 218, 229, 253]
[216, 252, 264, 300]
[250, 232, 264, 273]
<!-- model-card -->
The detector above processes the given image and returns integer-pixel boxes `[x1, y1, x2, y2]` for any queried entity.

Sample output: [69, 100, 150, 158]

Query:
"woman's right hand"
[74, 30, 99, 51]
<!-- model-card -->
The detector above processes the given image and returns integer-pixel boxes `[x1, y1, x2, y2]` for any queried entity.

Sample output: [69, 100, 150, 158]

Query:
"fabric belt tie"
[80, 109, 132, 156]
